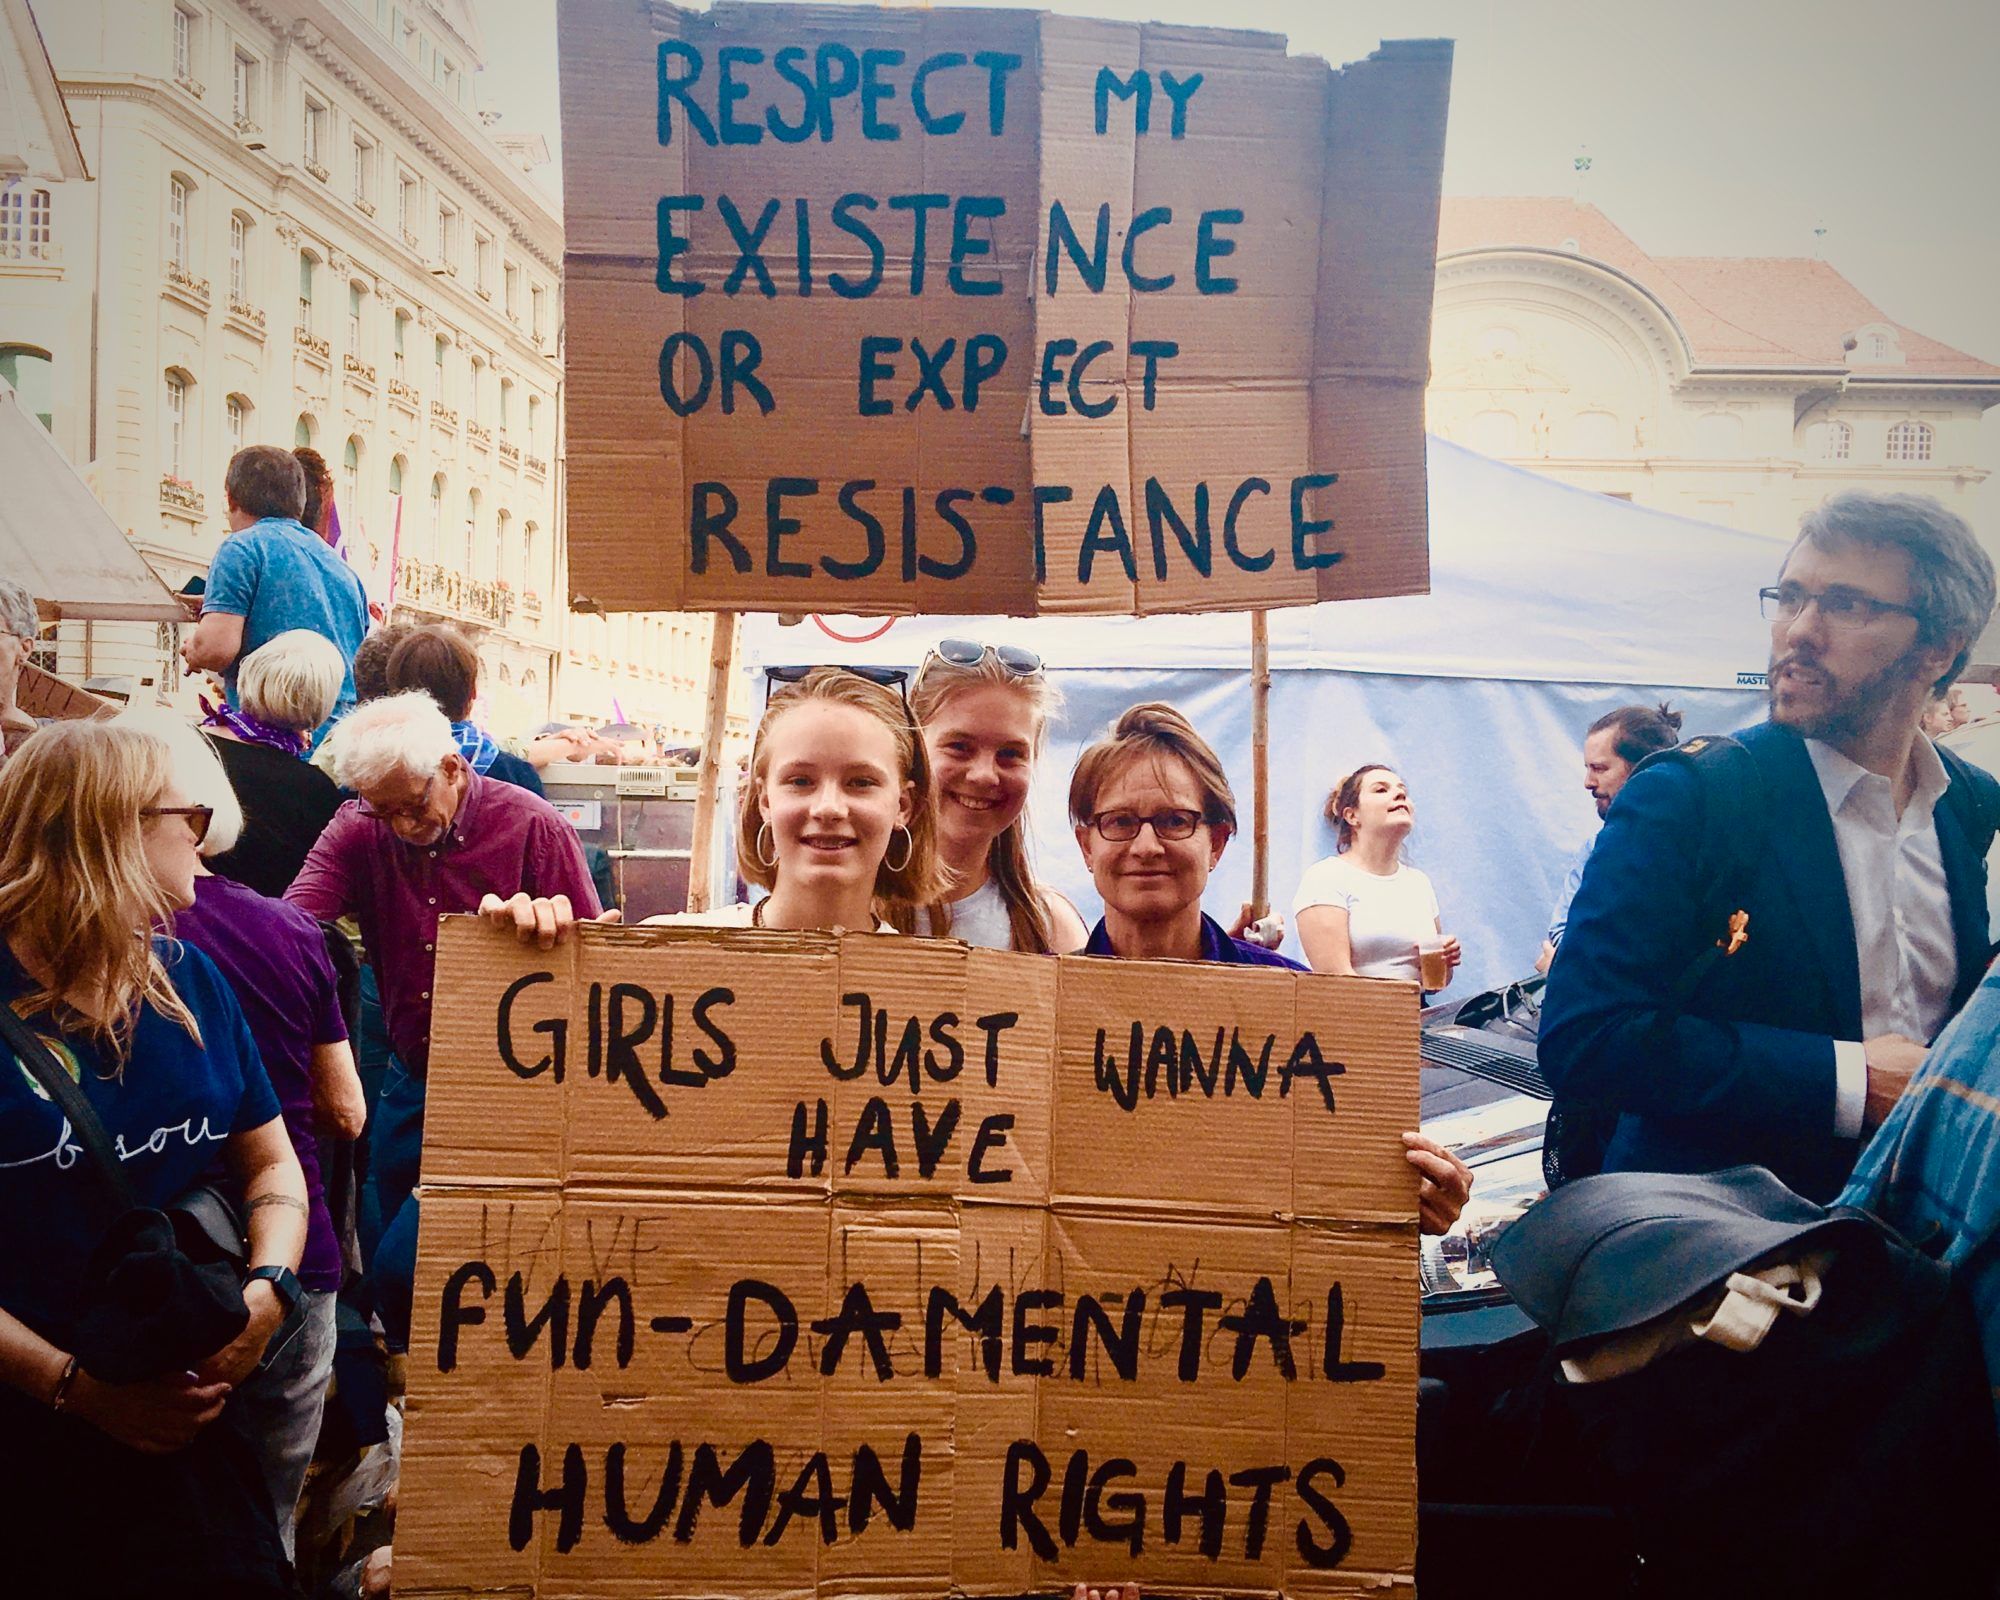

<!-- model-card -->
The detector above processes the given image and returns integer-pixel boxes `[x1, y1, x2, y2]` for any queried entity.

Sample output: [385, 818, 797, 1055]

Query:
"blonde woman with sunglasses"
[907, 638, 1088, 953]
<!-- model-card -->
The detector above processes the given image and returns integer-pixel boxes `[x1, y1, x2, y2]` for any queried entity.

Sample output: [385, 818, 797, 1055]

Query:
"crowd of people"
[1, 444, 1997, 1594]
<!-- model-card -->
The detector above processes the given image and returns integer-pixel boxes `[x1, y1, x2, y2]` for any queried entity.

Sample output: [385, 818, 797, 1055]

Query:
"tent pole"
[1250, 609, 1270, 918]
[684, 613, 737, 914]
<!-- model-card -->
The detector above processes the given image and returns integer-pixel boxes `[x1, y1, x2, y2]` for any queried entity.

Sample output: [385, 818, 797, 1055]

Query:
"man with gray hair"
[0, 575, 37, 761]
[286, 691, 610, 1348]
[181, 444, 368, 744]
[1544, 491, 2000, 1201]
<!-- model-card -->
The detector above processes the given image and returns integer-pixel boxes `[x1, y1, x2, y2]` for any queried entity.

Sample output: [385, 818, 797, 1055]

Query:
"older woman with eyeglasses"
[1069, 703, 1472, 1233]
[906, 638, 1088, 953]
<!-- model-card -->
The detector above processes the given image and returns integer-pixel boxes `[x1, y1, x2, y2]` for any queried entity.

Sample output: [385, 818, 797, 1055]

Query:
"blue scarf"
[451, 719, 500, 776]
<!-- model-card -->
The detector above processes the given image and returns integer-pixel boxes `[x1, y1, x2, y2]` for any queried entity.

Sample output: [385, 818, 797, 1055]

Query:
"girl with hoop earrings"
[647, 665, 948, 931]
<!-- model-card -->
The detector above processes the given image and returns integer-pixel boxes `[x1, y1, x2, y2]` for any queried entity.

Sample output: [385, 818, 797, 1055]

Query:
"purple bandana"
[200, 695, 308, 758]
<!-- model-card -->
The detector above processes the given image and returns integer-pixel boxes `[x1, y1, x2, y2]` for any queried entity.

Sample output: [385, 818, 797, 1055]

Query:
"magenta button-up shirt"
[286, 771, 599, 1073]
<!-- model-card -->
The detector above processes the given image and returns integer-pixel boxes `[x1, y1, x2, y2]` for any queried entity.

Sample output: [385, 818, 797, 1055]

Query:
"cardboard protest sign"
[397, 920, 1422, 1599]
[559, 0, 1451, 617]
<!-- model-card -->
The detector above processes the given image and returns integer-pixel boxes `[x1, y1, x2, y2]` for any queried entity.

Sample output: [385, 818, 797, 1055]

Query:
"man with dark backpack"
[1541, 491, 2000, 1203]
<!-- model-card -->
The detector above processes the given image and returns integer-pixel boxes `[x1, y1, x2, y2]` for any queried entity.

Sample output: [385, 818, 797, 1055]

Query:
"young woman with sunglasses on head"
[906, 638, 1089, 953]
[649, 665, 948, 932]
[0, 720, 308, 1598]
[1069, 704, 1472, 1234]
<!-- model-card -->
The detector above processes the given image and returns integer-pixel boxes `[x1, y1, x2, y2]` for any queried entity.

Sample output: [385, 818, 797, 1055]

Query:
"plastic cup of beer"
[1418, 937, 1452, 990]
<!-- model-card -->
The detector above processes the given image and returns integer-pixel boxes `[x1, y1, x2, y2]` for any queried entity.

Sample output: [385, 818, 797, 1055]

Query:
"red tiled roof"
[1438, 198, 2000, 381]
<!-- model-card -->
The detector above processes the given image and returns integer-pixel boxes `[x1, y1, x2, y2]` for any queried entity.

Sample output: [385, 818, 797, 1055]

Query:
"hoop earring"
[755, 822, 778, 867]
[883, 824, 913, 874]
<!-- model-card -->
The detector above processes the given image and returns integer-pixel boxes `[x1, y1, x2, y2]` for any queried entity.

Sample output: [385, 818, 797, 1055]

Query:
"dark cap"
[1491, 1165, 1871, 1352]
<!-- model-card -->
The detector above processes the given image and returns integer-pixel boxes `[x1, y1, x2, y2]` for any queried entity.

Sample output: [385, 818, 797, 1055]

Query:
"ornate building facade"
[2, 0, 741, 745]
[1428, 198, 2000, 539]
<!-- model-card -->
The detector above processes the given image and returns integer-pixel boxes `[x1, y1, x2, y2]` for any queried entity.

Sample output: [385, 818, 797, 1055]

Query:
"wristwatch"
[246, 1264, 303, 1318]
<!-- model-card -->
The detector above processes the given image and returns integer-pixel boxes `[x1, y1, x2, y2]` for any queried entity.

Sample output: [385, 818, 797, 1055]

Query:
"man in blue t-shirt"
[181, 444, 368, 745]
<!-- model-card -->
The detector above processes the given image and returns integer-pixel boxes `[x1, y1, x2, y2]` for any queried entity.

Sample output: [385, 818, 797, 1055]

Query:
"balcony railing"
[163, 260, 210, 306]
[160, 474, 205, 516]
[394, 557, 510, 625]
[305, 158, 330, 183]
[429, 400, 458, 428]
[520, 590, 542, 620]
[343, 353, 377, 384]
[498, 439, 519, 465]
[226, 295, 266, 328]
[293, 325, 330, 360]
[387, 376, 419, 406]
[175, 74, 205, 100]
[466, 420, 492, 446]
[524, 454, 548, 477]
[233, 116, 259, 137]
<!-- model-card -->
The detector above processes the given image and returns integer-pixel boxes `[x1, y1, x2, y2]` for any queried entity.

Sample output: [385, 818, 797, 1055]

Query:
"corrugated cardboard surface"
[13, 662, 117, 720]
[559, 0, 1449, 617]
[399, 919, 1419, 1598]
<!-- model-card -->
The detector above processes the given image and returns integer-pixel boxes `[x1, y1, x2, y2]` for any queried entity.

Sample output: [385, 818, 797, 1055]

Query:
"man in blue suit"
[1543, 492, 1999, 1202]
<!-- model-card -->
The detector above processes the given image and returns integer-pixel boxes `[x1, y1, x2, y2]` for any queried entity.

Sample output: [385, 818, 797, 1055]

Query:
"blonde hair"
[1068, 702, 1237, 837]
[114, 706, 245, 857]
[239, 629, 346, 732]
[910, 650, 1064, 954]
[0, 721, 202, 1058]
[737, 667, 947, 917]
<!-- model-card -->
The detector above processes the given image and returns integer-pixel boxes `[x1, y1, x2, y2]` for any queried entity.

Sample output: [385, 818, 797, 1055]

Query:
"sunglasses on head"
[764, 664, 909, 690]
[920, 639, 1044, 680]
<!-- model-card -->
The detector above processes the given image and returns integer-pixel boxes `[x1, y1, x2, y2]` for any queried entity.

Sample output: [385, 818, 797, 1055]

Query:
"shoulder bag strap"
[0, 1002, 138, 1212]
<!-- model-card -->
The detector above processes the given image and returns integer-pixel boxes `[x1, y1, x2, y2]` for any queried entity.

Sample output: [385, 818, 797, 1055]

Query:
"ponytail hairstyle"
[910, 649, 1065, 954]
[736, 666, 950, 919]
[0, 720, 203, 1062]
[1069, 702, 1237, 837]
[1323, 763, 1397, 854]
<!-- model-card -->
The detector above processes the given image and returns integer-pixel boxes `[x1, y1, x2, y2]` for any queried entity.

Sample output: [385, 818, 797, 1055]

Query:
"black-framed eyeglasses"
[1089, 808, 1206, 842]
[141, 804, 214, 845]
[764, 664, 909, 690]
[356, 772, 438, 824]
[920, 639, 1044, 680]
[1759, 584, 1923, 630]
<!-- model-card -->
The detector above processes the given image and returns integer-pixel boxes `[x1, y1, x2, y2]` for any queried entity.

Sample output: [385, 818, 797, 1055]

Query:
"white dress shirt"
[1805, 736, 1957, 1139]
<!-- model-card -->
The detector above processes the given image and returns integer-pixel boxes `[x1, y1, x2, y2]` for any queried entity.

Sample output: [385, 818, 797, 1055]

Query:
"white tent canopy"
[0, 379, 181, 622]
[740, 441, 1780, 992]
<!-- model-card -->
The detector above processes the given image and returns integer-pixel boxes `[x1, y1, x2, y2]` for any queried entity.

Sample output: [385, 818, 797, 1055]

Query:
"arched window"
[225, 393, 250, 452]
[0, 345, 54, 430]
[0, 184, 54, 262]
[294, 412, 316, 448]
[342, 436, 361, 505]
[1805, 420, 1851, 463]
[163, 370, 191, 476]
[168, 175, 192, 268]
[228, 212, 251, 300]
[388, 453, 405, 498]
[298, 249, 317, 328]
[1886, 421, 1933, 462]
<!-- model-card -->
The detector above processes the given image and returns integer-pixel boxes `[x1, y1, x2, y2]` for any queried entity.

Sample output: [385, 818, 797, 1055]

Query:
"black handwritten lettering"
[510, 1442, 585, 1553]
[495, 973, 561, 1080]
[436, 1259, 494, 1372]
[725, 1279, 798, 1383]
[505, 1272, 570, 1369]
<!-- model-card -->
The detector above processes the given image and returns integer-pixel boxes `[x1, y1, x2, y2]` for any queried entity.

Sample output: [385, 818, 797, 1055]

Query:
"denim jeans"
[231, 1288, 338, 1560]
[370, 1054, 427, 1352]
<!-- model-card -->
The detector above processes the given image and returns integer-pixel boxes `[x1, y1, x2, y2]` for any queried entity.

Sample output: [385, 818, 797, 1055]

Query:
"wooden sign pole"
[1250, 609, 1271, 919]
[683, 612, 738, 914]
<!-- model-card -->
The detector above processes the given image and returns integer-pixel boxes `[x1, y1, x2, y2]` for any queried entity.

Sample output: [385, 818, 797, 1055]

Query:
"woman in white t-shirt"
[647, 666, 947, 933]
[1293, 764, 1462, 987]
[906, 639, 1088, 953]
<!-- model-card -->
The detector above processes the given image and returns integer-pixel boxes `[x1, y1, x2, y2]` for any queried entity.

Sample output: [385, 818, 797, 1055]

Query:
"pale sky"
[479, 0, 2000, 364]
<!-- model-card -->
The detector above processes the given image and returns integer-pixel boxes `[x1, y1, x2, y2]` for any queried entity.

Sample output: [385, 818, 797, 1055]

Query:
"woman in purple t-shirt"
[142, 712, 366, 1559]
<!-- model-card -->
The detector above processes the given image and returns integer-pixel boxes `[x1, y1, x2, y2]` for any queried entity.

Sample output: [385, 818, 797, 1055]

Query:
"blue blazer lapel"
[1743, 724, 1862, 1037]
[1934, 796, 1992, 1011]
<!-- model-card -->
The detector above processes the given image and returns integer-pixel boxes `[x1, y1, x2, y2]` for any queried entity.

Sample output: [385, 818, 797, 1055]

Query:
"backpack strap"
[0, 1003, 137, 1214]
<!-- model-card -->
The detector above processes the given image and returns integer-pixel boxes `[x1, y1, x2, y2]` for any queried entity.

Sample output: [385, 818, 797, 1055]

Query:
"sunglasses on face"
[922, 639, 1044, 680]
[141, 805, 214, 845]
[1089, 808, 1206, 842]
